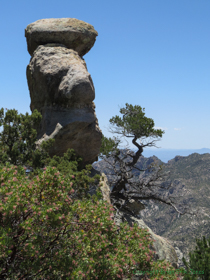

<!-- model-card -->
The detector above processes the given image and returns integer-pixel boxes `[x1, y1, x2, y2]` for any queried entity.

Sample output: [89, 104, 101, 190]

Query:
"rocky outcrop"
[89, 168, 112, 205]
[174, 246, 185, 269]
[25, 18, 102, 167]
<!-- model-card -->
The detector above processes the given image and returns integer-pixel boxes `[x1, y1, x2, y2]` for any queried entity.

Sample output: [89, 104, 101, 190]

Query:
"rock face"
[174, 246, 185, 269]
[25, 19, 102, 167]
[89, 168, 112, 205]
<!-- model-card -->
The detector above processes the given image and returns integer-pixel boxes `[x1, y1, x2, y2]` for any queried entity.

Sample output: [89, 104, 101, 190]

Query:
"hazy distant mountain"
[95, 148, 210, 164]
[141, 147, 210, 163]
[92, 151, 210, 267]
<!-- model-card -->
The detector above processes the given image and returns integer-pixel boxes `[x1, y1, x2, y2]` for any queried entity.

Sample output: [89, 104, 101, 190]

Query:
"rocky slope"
[92, 152, 210, 268]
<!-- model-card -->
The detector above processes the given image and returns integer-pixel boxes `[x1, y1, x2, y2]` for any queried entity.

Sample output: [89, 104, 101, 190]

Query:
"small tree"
[0, 107, 55, 173]
[0, 107, 100, 200]
[0, 107, 87, 176]
[99, 103, 197, 217]
[182, 236, 210, 280]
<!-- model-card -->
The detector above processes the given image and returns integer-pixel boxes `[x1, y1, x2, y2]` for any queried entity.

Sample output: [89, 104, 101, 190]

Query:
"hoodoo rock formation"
[25, 18, 102, 167]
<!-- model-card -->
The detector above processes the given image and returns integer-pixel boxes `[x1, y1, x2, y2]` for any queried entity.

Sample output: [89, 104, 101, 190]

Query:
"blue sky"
[1, 0, 210, 152]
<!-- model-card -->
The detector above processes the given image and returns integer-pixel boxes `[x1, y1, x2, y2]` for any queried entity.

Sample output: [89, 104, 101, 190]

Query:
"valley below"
[93, 152, 210, 268]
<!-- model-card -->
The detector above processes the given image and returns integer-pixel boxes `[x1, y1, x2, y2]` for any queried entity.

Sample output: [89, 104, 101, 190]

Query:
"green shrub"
[182, 236, 210, 280]
[0, 163, 182, 279]
[0, 107, 184, 279]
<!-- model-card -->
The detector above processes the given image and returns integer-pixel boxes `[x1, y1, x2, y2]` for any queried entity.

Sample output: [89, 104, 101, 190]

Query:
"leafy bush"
[0, 163, 183, 279]
[0, 107, 184, 279]
[0, 107, 55, 172]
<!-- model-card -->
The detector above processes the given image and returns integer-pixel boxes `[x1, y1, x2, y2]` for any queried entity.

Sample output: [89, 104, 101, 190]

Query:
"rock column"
[25, 18, 102, 167]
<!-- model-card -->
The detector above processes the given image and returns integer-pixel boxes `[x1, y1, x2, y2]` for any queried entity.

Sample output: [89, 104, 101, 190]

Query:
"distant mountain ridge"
[92, 151, 210, 268]
[141, 147, 210, 163]
[94, 148, 210, 164]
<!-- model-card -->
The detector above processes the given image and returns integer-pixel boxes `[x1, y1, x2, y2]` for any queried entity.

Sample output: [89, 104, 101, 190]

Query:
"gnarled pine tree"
[99, 103, 197, 218]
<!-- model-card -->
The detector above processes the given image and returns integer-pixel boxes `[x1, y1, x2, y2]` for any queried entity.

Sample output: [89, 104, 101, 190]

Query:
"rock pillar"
[25, 18, 102, 167]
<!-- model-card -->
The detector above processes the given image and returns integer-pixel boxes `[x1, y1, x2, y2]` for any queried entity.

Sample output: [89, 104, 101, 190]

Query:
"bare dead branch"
[103, 144, 196, 217]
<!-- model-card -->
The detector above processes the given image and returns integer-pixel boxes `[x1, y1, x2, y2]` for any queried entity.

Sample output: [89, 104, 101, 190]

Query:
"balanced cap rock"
[25, 18, 98, 57]
[25, 18, 102, 167]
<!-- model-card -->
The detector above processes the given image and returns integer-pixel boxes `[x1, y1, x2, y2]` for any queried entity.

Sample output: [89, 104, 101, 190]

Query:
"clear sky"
[1, 0, 210, 151]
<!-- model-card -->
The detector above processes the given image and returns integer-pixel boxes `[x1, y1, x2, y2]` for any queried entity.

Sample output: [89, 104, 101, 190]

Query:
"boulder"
[25, 19, 102, 167]
[25, 18, 98, 56]
[174, 246, 185, 268]
[27, 45, 95, 113]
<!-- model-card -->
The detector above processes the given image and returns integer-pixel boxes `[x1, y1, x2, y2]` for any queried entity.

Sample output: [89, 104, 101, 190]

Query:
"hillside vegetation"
[93, 152, 210, 267]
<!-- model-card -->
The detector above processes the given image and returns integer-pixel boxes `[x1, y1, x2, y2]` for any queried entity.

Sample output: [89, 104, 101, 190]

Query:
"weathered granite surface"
[89, 168, 111, 205]
[25, 19, 102, 167]
[27, 45, 95, 112]
[25, 18, 98, 56]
